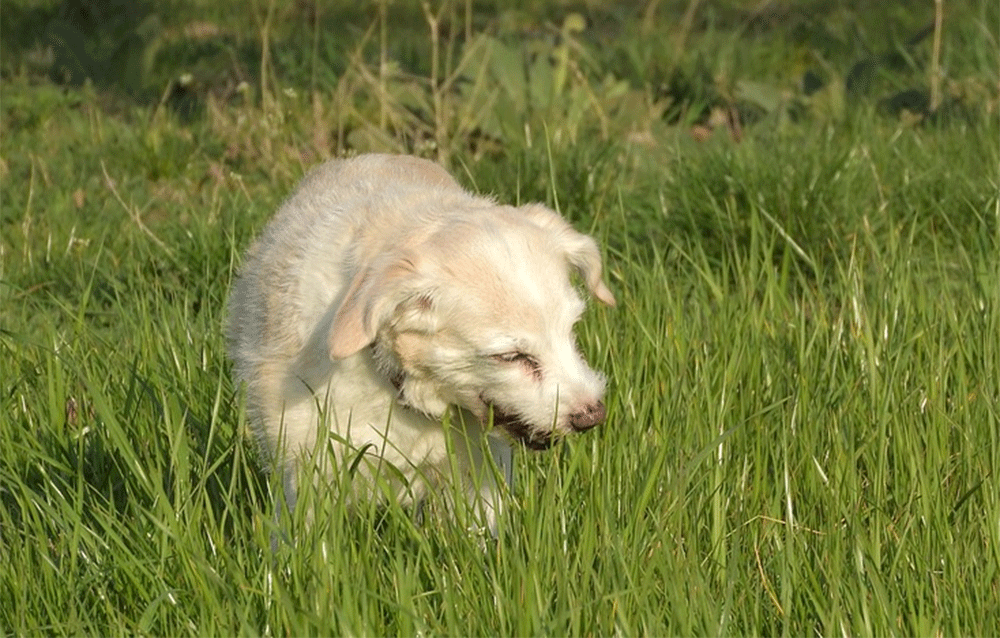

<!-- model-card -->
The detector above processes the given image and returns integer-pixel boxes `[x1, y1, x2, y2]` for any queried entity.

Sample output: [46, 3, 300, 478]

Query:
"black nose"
[569, 401, 606, 431]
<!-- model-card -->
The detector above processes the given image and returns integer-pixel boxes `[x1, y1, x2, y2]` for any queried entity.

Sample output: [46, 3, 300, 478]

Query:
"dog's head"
[327, 204, 615, 449]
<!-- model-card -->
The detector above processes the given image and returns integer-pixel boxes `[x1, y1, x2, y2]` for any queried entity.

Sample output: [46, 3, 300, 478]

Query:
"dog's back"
[227, 155, 494, 489]
[228, 155, 462, 389]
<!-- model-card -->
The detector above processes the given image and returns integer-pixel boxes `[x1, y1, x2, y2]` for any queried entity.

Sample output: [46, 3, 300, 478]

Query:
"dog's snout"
[570, 401, 606, 431]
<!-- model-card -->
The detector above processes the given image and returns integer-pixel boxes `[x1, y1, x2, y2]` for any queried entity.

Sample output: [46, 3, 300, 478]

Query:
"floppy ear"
[565, 234, 616, 307]
[520, 204, 616, 307]
[328, 254, 420, 359]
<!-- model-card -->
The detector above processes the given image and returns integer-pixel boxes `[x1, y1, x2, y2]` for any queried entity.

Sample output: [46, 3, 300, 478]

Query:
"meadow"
[1, 0, 998, 634]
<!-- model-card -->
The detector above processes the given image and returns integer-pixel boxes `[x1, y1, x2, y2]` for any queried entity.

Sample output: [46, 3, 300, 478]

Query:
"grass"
[2, 1, 999, 635]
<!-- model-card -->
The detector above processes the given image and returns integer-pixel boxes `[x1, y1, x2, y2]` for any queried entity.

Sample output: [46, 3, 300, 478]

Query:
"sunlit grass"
[2, 2, 998, 635]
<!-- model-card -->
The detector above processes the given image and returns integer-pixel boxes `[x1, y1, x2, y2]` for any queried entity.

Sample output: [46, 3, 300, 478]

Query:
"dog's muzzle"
[490, 405, 553, 450]
[483, 397, 607, 450]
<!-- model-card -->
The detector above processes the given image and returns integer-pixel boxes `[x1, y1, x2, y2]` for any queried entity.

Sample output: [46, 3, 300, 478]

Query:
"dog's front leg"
[478, 435, 514, 537]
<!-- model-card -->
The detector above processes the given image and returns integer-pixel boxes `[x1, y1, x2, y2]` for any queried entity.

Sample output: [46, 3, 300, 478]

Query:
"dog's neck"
[369, 342, 408, 402]
[368, 338, 453, 420]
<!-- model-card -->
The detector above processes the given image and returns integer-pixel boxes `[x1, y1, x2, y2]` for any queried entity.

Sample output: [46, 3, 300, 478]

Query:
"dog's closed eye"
[491, 351, 542, 378]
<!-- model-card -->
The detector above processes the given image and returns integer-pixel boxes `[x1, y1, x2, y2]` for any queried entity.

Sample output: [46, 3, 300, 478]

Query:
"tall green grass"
[2, 2, 999, 635]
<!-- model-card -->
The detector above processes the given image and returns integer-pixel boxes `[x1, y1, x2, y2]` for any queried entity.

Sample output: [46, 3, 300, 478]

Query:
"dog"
[226, 154, 615, 529]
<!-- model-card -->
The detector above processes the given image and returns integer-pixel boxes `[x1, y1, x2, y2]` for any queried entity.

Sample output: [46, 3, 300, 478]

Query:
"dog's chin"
[479, 396, 554, 450]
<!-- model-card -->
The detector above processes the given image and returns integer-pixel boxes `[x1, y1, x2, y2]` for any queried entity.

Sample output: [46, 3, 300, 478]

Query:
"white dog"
[226, 154, 615, 528]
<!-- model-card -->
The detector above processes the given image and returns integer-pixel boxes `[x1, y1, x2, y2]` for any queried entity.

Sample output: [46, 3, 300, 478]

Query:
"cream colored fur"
[226, 154, 614, 528]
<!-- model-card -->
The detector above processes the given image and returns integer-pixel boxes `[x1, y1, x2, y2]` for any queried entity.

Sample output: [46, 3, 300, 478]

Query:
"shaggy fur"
[227, 154, 615, 526]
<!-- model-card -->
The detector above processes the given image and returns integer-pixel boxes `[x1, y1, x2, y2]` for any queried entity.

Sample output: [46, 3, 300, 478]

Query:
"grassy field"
[2, 0, 998, 635]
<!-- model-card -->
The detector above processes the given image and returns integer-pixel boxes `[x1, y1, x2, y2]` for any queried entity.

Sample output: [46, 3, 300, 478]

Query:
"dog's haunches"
[227, 154, 615, 528]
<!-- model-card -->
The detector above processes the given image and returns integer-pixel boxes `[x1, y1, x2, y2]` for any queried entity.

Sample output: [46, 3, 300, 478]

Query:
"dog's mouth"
[480, 395, 553, 451]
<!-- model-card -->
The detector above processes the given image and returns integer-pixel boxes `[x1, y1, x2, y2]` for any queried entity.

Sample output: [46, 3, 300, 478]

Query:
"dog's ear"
[328, 254, 421, 359]
[566, 235, 616, 307]
[520, 204, 617, 307]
